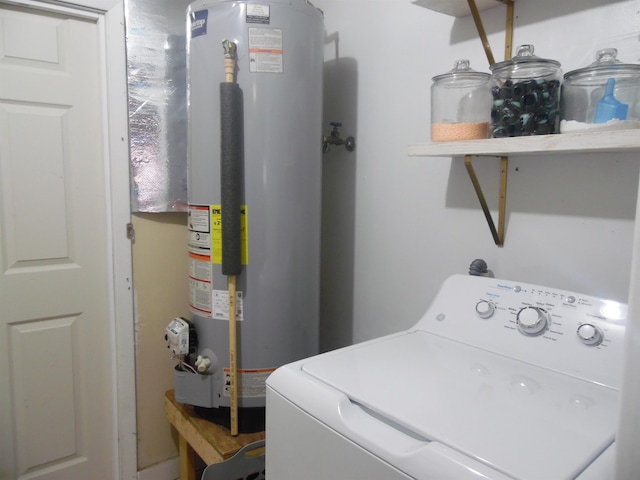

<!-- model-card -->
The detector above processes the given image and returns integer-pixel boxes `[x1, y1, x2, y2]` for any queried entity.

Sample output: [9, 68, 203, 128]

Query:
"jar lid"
[490, 44, 561, 78]
[563, 48, 640, 83]
[432, 59, 490, 84]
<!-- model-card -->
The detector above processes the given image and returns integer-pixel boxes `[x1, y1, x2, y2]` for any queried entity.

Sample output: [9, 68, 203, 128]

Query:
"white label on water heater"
[248, 27, 283, 73]
[188, 204, 214, 317]
[223, 368, 275, 398]
[188, 204, 211, 255]
[213, 289, 244, 321]
[190, 275, 213, 317]
[246, 4, 270, 24]
[188, 251, 213, 317]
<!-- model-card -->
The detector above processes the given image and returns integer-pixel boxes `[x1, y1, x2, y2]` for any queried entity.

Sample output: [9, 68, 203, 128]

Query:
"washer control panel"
[414, 275, 627, 389]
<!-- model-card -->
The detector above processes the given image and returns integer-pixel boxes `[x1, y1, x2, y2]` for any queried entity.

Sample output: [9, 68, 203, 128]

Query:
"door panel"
[10, 317, 78, 470]
[1, 104, 71, 264]
[0, 4, 117, 479]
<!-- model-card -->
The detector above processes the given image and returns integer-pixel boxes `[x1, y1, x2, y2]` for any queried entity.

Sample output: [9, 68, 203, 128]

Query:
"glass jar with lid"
[431, 59, 491, 142]
[560, 48, 640, 133]
[489, 44, 562, 137]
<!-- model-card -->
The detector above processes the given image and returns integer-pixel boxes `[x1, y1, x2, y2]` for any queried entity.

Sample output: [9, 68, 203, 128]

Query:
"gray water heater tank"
[178, 0, 324, 432]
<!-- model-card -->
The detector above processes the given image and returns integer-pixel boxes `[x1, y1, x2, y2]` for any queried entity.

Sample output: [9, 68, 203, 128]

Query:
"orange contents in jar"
[431, 122, 490, 142]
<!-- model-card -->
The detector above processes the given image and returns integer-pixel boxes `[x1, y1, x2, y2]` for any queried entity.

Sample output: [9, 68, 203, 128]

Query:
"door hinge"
[126, 223, 135, 240]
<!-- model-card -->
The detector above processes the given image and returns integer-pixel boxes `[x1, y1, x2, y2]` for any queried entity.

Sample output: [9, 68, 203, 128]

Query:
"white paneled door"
[0, 1, 135, 479]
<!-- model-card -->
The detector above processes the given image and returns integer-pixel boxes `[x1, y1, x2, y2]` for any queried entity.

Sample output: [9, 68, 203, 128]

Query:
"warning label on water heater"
[248, 27, 283, 73]
[188, 204, 213, 317]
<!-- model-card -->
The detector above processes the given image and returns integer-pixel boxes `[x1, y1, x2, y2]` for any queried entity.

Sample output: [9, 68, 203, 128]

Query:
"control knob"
[475, 300, 495, 319]
[577, 323, 603, 346]
[516, 306, 549, 336]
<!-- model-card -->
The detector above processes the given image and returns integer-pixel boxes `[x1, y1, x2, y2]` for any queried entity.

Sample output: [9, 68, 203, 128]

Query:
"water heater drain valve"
[165, 317, 191, 357]
[195, 355, 211, 373]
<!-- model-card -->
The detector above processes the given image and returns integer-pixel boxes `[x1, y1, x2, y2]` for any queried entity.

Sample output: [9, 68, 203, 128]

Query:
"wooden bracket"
[464, 155, 508, 246]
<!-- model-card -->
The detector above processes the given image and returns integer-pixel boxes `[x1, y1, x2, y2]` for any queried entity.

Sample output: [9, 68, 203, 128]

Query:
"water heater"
[176, 0, 324, 432]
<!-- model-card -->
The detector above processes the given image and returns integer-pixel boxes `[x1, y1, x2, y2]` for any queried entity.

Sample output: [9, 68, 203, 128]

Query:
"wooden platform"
[164, 390, 266, 480]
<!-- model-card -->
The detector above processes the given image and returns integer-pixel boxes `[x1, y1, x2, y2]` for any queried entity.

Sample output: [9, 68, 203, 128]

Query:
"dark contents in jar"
[491, 78, 560, 137]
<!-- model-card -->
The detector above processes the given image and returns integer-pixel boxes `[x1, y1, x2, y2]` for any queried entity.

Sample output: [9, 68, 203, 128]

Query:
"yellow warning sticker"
[211, 204, 248, 265]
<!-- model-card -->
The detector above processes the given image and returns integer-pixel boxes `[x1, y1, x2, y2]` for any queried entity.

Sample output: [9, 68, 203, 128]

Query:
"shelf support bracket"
[464, 155, 508, 246]
[504, 0, 514, 60]
[462, 0, 513, 245]
[467, 0, 515, 65]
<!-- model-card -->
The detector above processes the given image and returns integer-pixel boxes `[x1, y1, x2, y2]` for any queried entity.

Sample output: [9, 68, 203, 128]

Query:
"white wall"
[316, 0, 640, 351]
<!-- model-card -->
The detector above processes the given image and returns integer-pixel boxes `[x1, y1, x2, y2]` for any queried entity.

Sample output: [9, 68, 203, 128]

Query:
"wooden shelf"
[165, 390, 265, 480]
[409, 129, 640, 247]
[408, 129, 640, 158]
[410, 0, 638, 247]
[411, 0, 512, 17]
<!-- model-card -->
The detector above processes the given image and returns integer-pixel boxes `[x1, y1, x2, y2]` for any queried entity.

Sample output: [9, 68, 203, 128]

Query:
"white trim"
[0, 0, 101, 16]
[1, 0, 120, 12]
[69, 0, 119, 10]
[137, 457, 181, 480]
[98, 2, 138, 480]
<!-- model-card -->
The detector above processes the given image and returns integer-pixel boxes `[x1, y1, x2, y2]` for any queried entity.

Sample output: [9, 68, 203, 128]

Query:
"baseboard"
[137, 457, 180, 480]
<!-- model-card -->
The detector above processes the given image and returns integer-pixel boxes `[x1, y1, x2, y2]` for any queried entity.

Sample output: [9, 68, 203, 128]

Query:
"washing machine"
[266, 274, 627, 479]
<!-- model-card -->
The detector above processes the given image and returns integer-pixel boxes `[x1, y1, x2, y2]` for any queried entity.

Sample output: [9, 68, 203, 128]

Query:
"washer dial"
[577, 323, 603, 346]
[475, 300, 495, 319]
[516, 306, 550, 336]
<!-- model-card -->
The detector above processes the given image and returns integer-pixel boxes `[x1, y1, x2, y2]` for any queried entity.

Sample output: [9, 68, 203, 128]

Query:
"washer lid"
[301, 331, 619, 480]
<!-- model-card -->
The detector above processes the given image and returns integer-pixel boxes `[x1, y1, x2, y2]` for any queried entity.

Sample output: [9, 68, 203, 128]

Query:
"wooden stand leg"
[179, 434, 197, 480]
[165, 390, 265, 479]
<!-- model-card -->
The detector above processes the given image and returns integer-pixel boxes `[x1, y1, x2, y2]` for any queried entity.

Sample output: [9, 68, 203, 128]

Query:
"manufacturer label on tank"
[246, 4, 270, 24]
[190, 9, 208, 38]
[248, 27, 283, 73]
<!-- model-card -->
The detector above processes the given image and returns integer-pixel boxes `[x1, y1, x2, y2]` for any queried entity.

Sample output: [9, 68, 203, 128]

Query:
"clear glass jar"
[431, 59, 491, 142]
[489, 45, 562, 137]
[561, 48, 640, 133]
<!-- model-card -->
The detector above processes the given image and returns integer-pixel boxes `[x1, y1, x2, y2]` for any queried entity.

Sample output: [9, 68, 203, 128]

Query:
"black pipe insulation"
[220, 81, 244, 276]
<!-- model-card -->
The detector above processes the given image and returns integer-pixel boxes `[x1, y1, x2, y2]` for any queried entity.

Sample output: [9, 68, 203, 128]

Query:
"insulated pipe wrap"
[220, 81, 243, 276]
